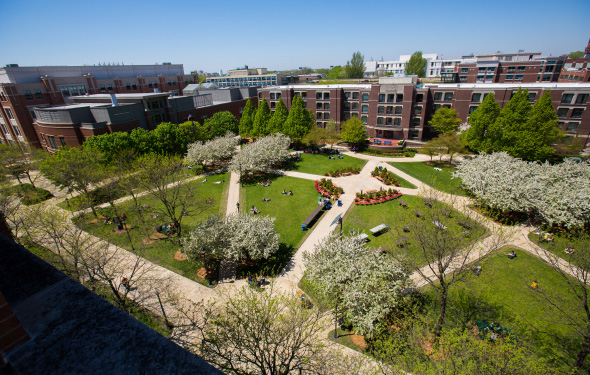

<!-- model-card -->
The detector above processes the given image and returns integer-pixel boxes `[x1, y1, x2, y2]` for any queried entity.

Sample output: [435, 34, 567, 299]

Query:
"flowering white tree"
[229, 133, 291, 175]
[183, 214, 280, 262]
[456, 152, 590, 228]
[581, 147, 590, 160]
[303, 233, 409, 336]
[185, 132, 238, 168]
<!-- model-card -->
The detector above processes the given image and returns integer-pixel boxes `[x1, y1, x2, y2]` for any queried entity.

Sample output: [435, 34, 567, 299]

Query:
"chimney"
[109, 93, 118, 107]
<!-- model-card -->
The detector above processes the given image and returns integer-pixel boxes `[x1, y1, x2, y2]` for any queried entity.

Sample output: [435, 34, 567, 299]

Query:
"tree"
[239, 98, 256, 138]
[229, 133, 291, 176]
[0, 144, 47, 189]
[204, 111, 239, 138]
[135, 154, 209, 241]
[282, 95, 314, 142]
[581, 146, 590, 160]
[40, 147, 107, 217]
[251, 98, 272, 138]
[389, 190, 510, 337]
[183, 214, 280, 262]
[421, 141, 440, 161]
[325, 119, 340, 149]
[428, 107, 461, 134]
[465, 93, 501, 153]
[345, 51, 365, 79]
[435, 133, 468, 164]
[327, 66, 346, 80]
[185, 132, 238, 169]
[303, 233, 409, 337]
[340, 117, 367, 147]
[267, 98, 288, 134]
[175, 285, 340, 375]
[405, 51, 427, 77]
[569, 51, 585, 59]
[302, 125, 328, 150]
[488, 88, 531, 153]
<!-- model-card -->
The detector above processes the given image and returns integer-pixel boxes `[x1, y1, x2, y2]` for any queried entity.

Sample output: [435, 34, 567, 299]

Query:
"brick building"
[0, 64, 199, 147]
[259, 77, 590, 149]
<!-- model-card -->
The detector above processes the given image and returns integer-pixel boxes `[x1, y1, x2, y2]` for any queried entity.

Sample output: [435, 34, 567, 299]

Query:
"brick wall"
[0, 292, 29, 355]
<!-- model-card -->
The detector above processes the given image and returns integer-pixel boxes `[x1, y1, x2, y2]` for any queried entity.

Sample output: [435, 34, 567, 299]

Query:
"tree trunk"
[25, 170, 36, 189]
[434, 287, 448, 338]
[573, 333, 590, 373]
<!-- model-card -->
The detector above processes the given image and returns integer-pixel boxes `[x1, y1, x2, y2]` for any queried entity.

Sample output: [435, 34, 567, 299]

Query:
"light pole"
[239, 163, 242, 187]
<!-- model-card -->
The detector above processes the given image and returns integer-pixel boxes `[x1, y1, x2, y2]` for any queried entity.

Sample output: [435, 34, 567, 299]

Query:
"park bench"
[383, 141, 392, 145]
[413, 209, 424, 218]
[457, 219, 472, 229]
[302, 206, 323, 231]
[354, 233, 369, 242]
[398, 199, 408, 208]
[423, 199, 434, 207]
[370, 224, 390, 235]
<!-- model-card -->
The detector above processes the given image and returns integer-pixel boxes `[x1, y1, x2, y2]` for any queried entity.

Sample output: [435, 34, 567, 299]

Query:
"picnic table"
[302, 206, 323, 231]
[370, 224, 390, 234]
[398, 199, 408, 208]
[354, 233, 369, 242]
[413, 209, 424, 218]
[433, 221, 447, 230]
[423, 199, 434, 207]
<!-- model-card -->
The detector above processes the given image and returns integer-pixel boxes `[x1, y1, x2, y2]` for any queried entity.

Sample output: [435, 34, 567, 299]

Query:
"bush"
[370, 167, 401, 187]
[324, 166, 361, 177]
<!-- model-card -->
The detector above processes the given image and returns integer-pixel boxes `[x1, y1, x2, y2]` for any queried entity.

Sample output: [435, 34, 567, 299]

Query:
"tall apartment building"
[259, 77, 590, 149]
[365, 54, 466, 78]
[0, 64, 198, 148]
[206, 66, 290, 88]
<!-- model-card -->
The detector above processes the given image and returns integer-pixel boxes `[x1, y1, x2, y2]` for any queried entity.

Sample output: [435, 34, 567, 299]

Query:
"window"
[0, 122, 8, 134]
[316, 112, 322, 120]
[59, 136, 66, 147]
[352, 102, 358, 110]
[377, 117, 384, 125]
[61, 86, 70, 97]
[471, 93, 481, 103]
[78, 85, 86, 95]
[411, 130, 419, 138]
[386, 106, 393, 115]
[323, 92, 329, 100]
[316, 92, 322, 100]
[344, 92, 351, 99]
[35, 90, 43, 99]
[575, 94, 589, 104]
[394, 118, 401, 126]
[153, 82, 158, 88]
[100, 85, 106, 93]
[528, 93, 536, 102]
[132, 83, 137, 90]
[460, 76, 467, 82]
[412, 118, 420, 126]
[571, 108, 584, 118]
[362, 93, 369, 102]
[271, 93, 276, 100]
[566, 122, 579, 132]
[486, 75, 494, 80]
[386, 118, 392, 126]
[323, 103, 329, 110]
[515, 75, 523, 81]
[396, 94, 403, 103]
[557, 108, 569, 118]
[415, 106, 422, 115]
[148, 82, 153, 88]
[4, 108, 14, 120]
[344, 112, 350, 120]
[352, 92, 359, 100]
[107, 85, 113, 91]
[172, 80, 176, 86]
[270, 102, 276, 109]
[434, 92, 442, 101]
[361, 116, 367, 124]
[378, 106, 384, 114]
[469, 106, 478, 114]
[47, 135, 58, 149]
[361, 105, 368, 113]
[344, 102, 351, 111]
[0, 92, 6, 101]
[444, 92, 453, 101]
[517, 66, 526, 71]
[416, 94, 423, 103]
[323, 113, 330, 120]
[395, 106, 402, 115]
[433, 104, 441, 112]
[316, 103, 323, 110]
[461, 68, 468, 73]
[507, 67, 516, 73]
[506, 75, 513, 80]
[12, 125, 22, 137]
[379, 94, 385, 103]
[478, 67, 486, 72]
[487, 67, 496, 72]
[387, 94, 395, 103]
[24, 90, 33, 100]
[126, 83, 131, 90]
[561, 94, 574, 104]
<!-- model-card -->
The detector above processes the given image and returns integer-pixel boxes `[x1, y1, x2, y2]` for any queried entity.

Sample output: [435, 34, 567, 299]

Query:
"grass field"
[291, 153, 367, 176]
[527, 230, 588, 268]
[342, 195, 483, 266]
[74, 173, 229, 284]
[377, 167, 417, 189]
[1, 183, 53, 205]
[425, 248, 585, 370]
[388, 161, 466, 196]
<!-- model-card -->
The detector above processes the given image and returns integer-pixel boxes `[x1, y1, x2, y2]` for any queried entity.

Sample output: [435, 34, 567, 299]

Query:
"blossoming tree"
[185, 132, 238, 169]
[229, 133, 291, 176]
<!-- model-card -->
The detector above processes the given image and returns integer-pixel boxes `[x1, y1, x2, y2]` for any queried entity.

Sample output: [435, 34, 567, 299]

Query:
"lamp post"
[239, 163, 242, 187]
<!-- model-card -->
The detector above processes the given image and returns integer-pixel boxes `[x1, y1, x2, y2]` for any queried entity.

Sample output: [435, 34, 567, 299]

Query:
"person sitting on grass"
[565, 247, 576, 254]
[282, 189, 287, 195]
[250, 205, 260, 214]
[262, 198, 271, 202]
[506, 250, 516, 259]
[288, 190, 293, 195]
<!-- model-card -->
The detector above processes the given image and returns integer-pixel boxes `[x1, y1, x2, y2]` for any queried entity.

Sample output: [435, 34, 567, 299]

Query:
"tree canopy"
[345, 51, 365, 79]
[229, 133, 291, 175]
[251, 98, 272, 138]
[267, 98, 288, 134]
[465, 93, 501, 153]
[569, 51, 585, 59]
[204, 111, 239, 138]
[405, 51, 427, 77]
[185, 133, 238, 168]
[327, 66, 346, 80]
[282, 95, 314, 142]
[340, 117, 367, 146]
[428, 107, 461, 134]
[239, 98, 256, 138]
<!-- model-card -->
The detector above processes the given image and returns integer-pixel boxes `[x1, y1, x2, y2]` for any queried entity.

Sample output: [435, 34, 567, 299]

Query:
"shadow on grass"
[237, 243, 295, 279]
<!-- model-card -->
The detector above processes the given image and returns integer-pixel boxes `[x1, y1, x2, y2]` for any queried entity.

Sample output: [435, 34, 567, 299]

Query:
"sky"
[1, 0, 589, 74]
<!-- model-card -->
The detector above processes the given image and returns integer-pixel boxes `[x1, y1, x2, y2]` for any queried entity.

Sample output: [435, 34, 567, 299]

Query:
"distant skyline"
[1, 0, 589, 74]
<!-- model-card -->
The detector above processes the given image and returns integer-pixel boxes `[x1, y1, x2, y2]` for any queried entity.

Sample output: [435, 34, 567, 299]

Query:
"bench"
[423, 199, 434, 207]
[366, 189, 376, 194]
[302, 206, 323, 231]
[383, 141, 392, 145]
[413, 209, 424, 218]
[398, 199, 408, 208]
[354, 233, 369, 242]
[370, 224, 389, 234]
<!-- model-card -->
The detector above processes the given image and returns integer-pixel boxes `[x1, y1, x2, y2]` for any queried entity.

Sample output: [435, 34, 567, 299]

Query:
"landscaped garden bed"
[354, 189, 401, 205]
[324, 166, 361, 177]
[371, 167, 402, 186]
[315, 178, 344, 198]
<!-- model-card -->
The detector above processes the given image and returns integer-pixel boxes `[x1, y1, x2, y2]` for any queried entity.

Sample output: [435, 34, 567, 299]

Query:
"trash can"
[301, 224, 307, 231]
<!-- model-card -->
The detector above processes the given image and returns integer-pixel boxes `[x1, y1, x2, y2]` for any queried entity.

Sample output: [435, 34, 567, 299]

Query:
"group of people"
[105, 213, 128, 232]
[247, 274, 266, 287]
[282, 189, 293, 195]
[260, 179, 272, 187]
[318, 197, 331, 207]
[250, 205, 261, 214]
[506, 250, 517, 259]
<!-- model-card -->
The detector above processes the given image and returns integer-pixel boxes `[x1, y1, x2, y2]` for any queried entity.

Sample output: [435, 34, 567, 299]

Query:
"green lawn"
[74, 173, 229, 284]
[240, 175, 325, 276]
[426, 248, 585, 370]
[291, 153, 367, 176]
[377, 167, 417, 189]
[342, 195, 484, 266]
[527, 231, 587, 267]
[388, 161, 466, 196]
[1, 183, 53, 205]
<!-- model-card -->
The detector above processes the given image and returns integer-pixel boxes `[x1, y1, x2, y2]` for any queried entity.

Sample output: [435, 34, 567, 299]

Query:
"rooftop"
[264, 84, 372, 90]
[426, 82, 590, 89]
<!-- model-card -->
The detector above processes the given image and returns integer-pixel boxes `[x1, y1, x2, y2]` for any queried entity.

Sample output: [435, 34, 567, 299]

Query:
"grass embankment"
[388, 161, 465, 196]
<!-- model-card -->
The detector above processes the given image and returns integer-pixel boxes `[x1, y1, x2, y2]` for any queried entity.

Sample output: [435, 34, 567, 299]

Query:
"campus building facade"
[259, 77, 590, 149]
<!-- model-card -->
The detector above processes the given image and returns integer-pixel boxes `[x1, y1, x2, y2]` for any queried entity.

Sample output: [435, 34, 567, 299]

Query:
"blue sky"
[1, 0, 589, 74]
